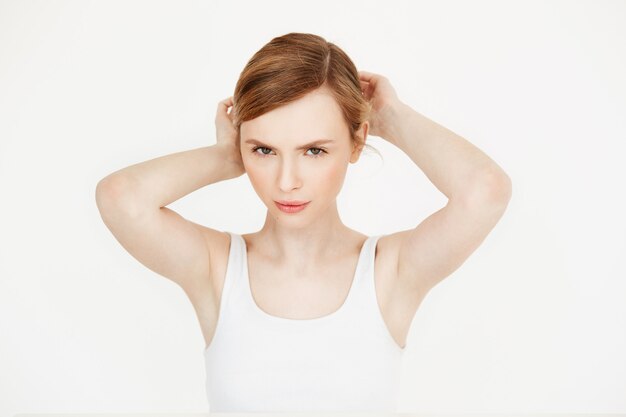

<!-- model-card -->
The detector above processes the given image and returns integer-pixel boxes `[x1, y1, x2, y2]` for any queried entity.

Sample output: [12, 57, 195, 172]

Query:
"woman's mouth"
[274, 201, 310, 213]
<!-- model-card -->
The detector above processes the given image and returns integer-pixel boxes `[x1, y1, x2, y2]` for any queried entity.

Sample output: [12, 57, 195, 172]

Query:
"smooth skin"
[206, 71, 510, 348]
[212, 73, 404, 273]
[209, 84, 380, 325]
[96, 70, 511, 350]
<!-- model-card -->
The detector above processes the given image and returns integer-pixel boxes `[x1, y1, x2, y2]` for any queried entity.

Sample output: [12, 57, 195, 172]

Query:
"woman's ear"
[350, 121, 369, 163]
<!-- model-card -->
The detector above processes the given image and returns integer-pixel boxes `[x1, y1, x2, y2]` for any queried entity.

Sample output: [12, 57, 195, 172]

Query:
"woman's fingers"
[358, 70, 379, 98]
[218, 97, 233, 110]
[358, 70, 375, 81]
[217, 96, 234, 119]
[218, 96, 233, 108]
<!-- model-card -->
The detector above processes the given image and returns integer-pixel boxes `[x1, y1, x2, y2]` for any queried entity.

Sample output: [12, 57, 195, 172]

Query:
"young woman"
[95, 33, 511, 412]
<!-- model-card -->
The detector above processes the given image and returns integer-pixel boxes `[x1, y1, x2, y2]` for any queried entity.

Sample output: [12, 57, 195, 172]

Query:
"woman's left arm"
[385, 101, 512, 205]
[359, 70, 512, 296]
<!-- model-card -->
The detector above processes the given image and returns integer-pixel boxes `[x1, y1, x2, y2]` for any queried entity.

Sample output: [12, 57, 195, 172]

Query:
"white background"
[1, 0, 625, 415]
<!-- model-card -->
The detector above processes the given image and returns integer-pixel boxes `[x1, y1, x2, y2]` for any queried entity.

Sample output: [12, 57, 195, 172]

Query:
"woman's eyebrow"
[244, 138, 335, 150]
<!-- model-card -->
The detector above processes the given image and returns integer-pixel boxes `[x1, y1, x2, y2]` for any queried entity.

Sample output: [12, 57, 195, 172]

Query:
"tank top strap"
[217, 232, 384, 322]
[345, 234, 385, 316]
[351, 234, 383, 289]
[217, 231, 245, 316]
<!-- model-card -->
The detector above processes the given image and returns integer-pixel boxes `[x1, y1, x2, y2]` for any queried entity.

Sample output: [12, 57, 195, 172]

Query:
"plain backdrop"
[1, 0, 625, 415]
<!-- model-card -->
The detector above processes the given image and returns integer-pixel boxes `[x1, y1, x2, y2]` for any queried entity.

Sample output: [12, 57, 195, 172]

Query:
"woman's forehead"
[241, 109, 348, 143]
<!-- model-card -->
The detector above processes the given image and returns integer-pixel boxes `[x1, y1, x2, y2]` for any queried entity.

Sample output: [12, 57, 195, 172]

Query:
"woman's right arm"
[94, 97, 244, 299]
[94, 144, 243, 299]
[95, 144, 244, 215]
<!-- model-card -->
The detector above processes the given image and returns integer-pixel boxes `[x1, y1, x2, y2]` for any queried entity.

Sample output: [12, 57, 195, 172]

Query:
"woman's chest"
[198, 233, 409, 349]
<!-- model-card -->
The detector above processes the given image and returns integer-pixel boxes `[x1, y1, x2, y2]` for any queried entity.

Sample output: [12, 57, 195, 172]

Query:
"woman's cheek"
[319, 160, 348, 192]
[243, 162, 267, 190]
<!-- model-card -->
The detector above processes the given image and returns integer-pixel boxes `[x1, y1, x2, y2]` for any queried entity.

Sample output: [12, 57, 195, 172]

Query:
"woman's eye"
[251, 146, 327, 158]
[307, 147, 326, 157]
[252, 146, 272, 156]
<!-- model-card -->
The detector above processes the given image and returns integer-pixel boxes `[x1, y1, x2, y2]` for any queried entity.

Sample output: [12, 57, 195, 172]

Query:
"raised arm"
[95, 97, 245, 302]
[359, 70, 512, 298]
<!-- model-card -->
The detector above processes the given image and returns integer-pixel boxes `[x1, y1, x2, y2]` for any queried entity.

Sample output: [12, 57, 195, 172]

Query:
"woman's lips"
[274, 201, 310, 213]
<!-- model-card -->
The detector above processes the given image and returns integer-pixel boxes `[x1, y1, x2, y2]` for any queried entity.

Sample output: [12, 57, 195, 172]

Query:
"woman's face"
[239, 87, 368, 224]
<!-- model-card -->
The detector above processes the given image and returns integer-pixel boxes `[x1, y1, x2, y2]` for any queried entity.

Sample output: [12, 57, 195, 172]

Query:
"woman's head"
[232, 32, 373, 151]
[231, 32, 376, 226]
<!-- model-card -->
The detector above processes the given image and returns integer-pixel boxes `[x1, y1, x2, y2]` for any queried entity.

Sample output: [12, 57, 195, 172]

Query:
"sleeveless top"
[203, 232, 406, 412]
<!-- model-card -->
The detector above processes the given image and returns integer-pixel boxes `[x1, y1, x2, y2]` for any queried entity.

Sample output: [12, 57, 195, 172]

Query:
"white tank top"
[203, 232, 406, 412]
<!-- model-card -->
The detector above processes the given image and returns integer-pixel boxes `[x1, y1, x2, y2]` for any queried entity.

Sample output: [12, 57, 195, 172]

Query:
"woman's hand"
[358, 70, 406, 143]
[215, 96, 245, 176]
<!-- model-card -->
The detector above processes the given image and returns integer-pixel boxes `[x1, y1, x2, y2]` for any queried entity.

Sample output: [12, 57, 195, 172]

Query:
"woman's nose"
[277, 160, 302, 191]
